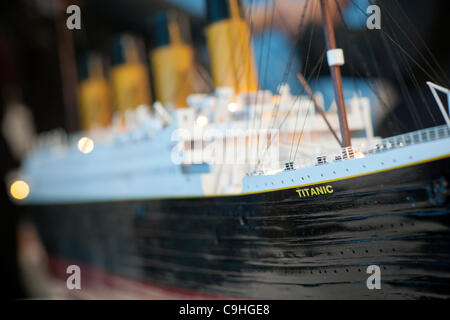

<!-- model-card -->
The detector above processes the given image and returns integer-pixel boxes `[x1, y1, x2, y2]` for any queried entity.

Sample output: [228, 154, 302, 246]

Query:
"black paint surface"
[26, 157, 450, 299]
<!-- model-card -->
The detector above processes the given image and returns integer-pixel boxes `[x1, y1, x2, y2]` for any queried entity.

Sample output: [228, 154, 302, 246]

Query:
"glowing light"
[227, 102, 239, 113]
[77, 137, 94, 154]
[355, 152, 365, 159]
[10, 180, 30, 200]
[196, 115, 209, 127]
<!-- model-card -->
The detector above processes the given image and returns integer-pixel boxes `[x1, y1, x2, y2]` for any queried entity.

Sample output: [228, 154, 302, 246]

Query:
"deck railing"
[290, 125, 450, 169]
[363, 125, 450, 156]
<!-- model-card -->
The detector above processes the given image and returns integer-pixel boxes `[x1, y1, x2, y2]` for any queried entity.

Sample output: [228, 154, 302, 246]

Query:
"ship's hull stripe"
[26, 153, 450, 205]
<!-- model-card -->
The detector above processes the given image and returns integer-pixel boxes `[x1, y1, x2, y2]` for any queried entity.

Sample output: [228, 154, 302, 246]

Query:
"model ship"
[11, 0, 450, 299]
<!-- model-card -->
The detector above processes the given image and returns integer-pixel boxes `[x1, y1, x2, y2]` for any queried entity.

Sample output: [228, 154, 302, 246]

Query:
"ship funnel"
[110, 34, 152, 113]
[78, 53, 112, 130]
[150, 11, 195, 108]
[205, 0, 258, 94]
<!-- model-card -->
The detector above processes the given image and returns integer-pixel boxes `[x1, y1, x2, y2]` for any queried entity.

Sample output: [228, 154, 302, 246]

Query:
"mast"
[319, 0, 351, 147]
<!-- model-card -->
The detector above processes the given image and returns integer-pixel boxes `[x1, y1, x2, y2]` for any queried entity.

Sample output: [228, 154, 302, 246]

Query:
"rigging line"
[169, 43, 214, 102]
[234, 1, 254, 82]
[361, 35, 403, 133]
[332, 6, 369, 139]
[255, 50, 326, 171]
[292, 103, 311, 163]
[301, 15, 315, 84]
[255, 0, 270, 96]
[350, 0, 440, 84]
[292, 55, 326, 162]
[338, 0, 406, 131]
[379, 4, 445, 88]
[193, 60, 215, 92]
[346, 64, 408, 133]
[288, 89, 304, 162]
[373, 1, 436, 126]
[276, 0, 312, 83]
[334, 0, 407, 134]
[243, 2, 255, 176]
[211, 28, 238, 91]
[243, 0, 256, 93]
[275, 51, 326, 132]
[392, 0, 450, 86]
[338, 32, 410, 133]
[389, 37, 429, 130]
[333, 7, 368, 137]
[242, 0, 267, 175]
[213, 0, 256, 96]
[256, 0, 277, 164]
[235, 0, 256, 174]
[387, 0, 450, 86]
[252, 0, 311, 173]
[261, 0, 277, 93]
[294, 72, 343, 152]
[398, 42, 438, 126]
[266, 0, 311, 135]
[241, 0, 261, 174]
[234, 0, 256, 90]
[370, 4, 421, 130]
[288, 20, 317, 162]
[382, 11, 424, 130]
[250, 0, 269, 148]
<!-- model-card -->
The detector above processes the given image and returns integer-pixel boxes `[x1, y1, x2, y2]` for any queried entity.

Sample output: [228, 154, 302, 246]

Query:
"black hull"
[24, 156, 450, 299]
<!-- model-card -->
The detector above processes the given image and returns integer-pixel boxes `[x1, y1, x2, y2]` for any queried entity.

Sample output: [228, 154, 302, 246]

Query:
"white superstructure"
[14, 83, 450, 203]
